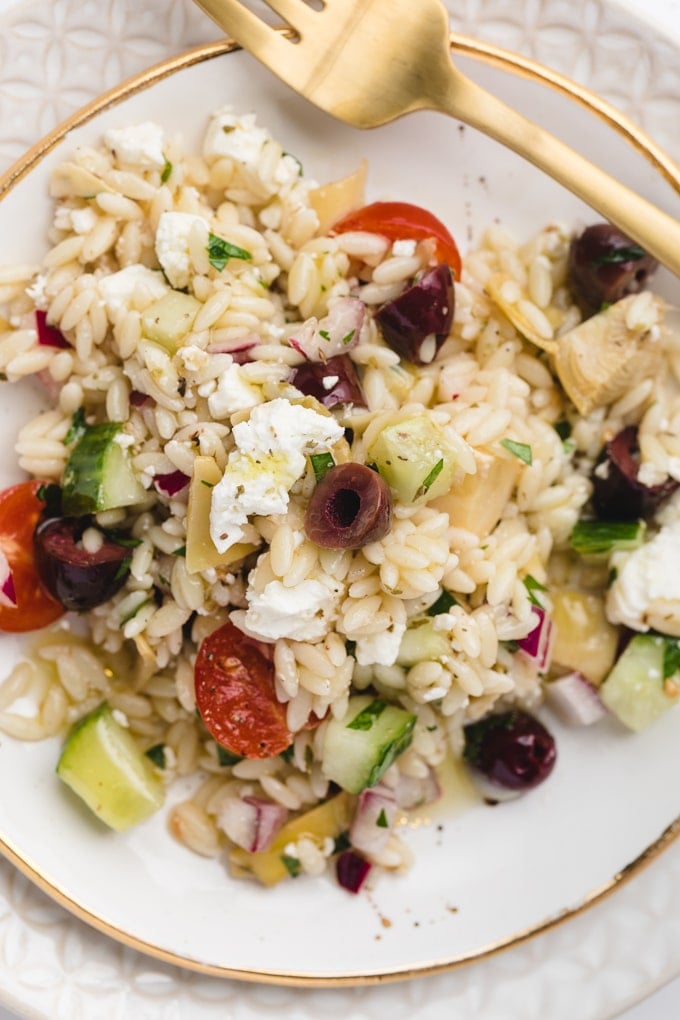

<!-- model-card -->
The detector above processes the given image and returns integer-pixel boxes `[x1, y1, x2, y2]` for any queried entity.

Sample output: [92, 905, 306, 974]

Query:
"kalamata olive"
[304, 462, 392, 549]
[463, 709, 556, 794]
[592, 425, 679, 520]
[34, 516, 131, 611]
[568, 223, 658, 316]
[374, 263, 454, 364]
[291, 354, 366, 409]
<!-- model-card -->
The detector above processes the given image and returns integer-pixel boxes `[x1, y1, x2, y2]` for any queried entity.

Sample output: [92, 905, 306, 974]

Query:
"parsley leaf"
[501, 438, 533, 465]
[347, 700, 386, 731]
[65, 407, 87, 446]
[523, 574, 547, 607]
[663, 637, 680, 680]
[590, 245, 645, 266]
[376, 809, 389, 828]
[160, 158, 173, 183]
[427, 590, 457, 616]
[281, 853, 302, 878]
[415, 458, 444, 499]
[207, 232, 252, 271]
[310, 452, 334, 482]
[145, 743, 166, 768]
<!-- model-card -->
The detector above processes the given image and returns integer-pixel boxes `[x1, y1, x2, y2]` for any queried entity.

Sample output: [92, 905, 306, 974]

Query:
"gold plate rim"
[0, 33, 678, 988]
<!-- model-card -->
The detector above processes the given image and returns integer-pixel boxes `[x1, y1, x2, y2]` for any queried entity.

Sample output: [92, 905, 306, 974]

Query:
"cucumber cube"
[367, 415, 458, 504]
[397, 618, 451, 667]
[141, 291, 201, 353]
[56, 702, 165, 831]
[600, 633, 680, 731]
[62, 422, 146, 515]
[322, 695, 416, 793]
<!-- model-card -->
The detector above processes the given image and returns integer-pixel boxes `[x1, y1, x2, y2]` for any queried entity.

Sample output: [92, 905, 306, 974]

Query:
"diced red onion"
[153, 470, 190, 497]
[545, 672, 608, 726]
[349, 786, 397, 856]
[35, 368, 61, 402]
[217, 796, 288, 853]
[0, 549, 17, 609]
[207, 337, 259, 360]
[391, 767, 441, 810]
[518, 606, 554, 672]
[35, 310, 70, 349]
[336, 850, 372, 894]
[129, 390, 154, 408]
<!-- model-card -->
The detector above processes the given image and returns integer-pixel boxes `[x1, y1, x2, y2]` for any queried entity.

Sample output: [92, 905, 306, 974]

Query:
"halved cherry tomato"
[0, 481, 65, 632]
[330, 201, 462, 279]
[194, 620, 292, 759]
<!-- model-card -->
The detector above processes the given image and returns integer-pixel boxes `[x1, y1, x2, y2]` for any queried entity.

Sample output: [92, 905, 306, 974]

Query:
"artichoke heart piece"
[50, 162, 115, 199]
[484, 272, 558, 353]
[552, 292, 664, 416]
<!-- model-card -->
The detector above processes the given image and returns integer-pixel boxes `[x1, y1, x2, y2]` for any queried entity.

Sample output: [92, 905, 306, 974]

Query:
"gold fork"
[192, 0, 680, 277]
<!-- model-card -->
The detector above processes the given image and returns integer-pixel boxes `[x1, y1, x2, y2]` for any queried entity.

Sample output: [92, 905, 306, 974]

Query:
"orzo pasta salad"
[0, 107, 678, 892]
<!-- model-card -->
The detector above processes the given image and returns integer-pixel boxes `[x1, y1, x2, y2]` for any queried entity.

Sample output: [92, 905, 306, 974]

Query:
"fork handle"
[432, 69, 680, 277]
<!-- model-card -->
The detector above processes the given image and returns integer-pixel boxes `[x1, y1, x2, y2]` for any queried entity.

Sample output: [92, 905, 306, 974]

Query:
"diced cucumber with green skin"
[570, 519, 646, 556]
[62, 422, 146, 515]
[367, 415, 458, 504]
[141, 291, 201, 353]
[600, 633, 680, 731]
[322, 695, 416, 794]
[397, 618, 451, 667]
[56, 702, 165, 831]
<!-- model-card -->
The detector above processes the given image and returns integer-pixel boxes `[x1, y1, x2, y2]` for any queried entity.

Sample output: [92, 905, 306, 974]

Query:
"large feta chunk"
[155, 211, 209, 290]
[98, 265, 169, 318]
[208, 362, 263, 418]
[607, 520, 680, 636]
[203, 109, 270, 166]
[210, 398, 344, 554]
[104, 122, 166, 169]
[237, 574, 344, 642]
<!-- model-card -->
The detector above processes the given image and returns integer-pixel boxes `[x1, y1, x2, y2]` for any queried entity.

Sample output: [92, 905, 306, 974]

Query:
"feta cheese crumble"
[607, 520, 680, 636]
[208, 362, 263, 418]
[236, 574, 344, 642]
[155, 211, 210, 289]
[104, 122, 166, 169]
[210, 398, 344, 554]
[98, 265, 169, 318]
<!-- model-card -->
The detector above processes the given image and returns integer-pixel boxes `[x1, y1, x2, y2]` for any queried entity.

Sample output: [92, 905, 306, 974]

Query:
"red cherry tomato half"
[330, 201, 462, 279]
[194, 621, 293, 759]
[0, 481, 65, 632]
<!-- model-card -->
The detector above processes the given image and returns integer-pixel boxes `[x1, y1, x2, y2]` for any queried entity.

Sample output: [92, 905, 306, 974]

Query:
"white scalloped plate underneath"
[1, 0, 680, 1017]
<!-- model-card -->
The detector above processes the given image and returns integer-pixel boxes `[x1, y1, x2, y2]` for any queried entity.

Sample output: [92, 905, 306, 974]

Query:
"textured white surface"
[0, 0, 680, 1017]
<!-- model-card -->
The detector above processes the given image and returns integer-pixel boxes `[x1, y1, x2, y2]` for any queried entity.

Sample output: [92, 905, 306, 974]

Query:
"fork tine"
[263, 0, 321, 33]
[193, 0, 291, 59]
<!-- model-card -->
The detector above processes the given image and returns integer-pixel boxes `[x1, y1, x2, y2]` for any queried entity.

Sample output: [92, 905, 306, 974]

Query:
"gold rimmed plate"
[0, 35, 679, 986]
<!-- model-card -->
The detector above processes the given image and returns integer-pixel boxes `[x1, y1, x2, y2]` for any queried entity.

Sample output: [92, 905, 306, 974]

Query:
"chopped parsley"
[201, 479, 215, 489]
[523, 574, 547, 607]
[662, 637, 680, 680]
[281, 853, 302, 878]
[414, 458, 444, 500]
[501, 438, 533, 465]
[160, 158, 173, 183]
[310, 451, 334, 482]
[570, 519, 645, 556]
[65, 407, 87, 446]
[216, 744, 243, 767]
[342, 329, 356, 345]
[172, 544, 187, 557]
[554, 420, 571, 441]
[347, 700, 386, 731]
[590, 245, 645, 266]
[145, 743, 167, 769]
[207, 232, 252, 271]
[376, 808, 389, 828]
[427, 589, 457, 616]
[319, 329, 331, 342]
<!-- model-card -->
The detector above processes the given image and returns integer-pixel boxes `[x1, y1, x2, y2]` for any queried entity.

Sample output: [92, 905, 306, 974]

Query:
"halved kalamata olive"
[304, 463, 392, 549]
[463, 709, 556, 794]
[568, 223, 658, 316]
[592, 425, 679, 520]
[374, 263, 454, 364]
[34, 516, 131, 611]
[291, 354, 366, 409]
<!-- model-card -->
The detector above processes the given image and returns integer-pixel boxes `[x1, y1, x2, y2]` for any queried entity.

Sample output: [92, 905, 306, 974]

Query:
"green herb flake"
[570, 519, 646, 556]
[347, 700, 386, 731]
[554, 420, 572, 441]
[309, 452, 334, 482]
[662, 637, 680, 680]
[502, 639, 520, 653]
[120, 594, 152, 625]
[333, 831, 351, 855]
[216, 744, 243, 767]
[590, 245, 645, 266]
[172, 544, 187, 557]
[113, 555, 132, 584]
[281, 853, 302, 878]
[376, 808, 389, 828]
[417, 458, 444, 498]
[145, 743, 166, 769]
[160, 158, 173, 183]
[283, 152, 303, 176]
[427, 589, 457, 617]
[318, 329, 331, 342]
[523, 574, 547, 607]
[201, 479, 215, 489]
[207, 232, 252, 271]
[65, 407, 87, 446]
[500, 438, 533, 465]
[342, 329, 356, 345]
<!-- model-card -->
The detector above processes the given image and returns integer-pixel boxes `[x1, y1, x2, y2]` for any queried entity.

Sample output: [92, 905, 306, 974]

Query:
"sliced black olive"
[291, 354, 366, 409]
[592, 425, 678, 520]
[568, 223, 658, 317]
[463, 709, 556, 794]
[34, 516, 131, 611]
[374, 263, 454, 364]
[304, 462, 392, 549]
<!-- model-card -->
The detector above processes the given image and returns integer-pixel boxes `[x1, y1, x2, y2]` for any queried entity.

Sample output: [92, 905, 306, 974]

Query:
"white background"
[0, 0, 679, 1016]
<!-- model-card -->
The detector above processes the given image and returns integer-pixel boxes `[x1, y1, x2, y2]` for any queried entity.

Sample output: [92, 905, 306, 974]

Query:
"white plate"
[1, 0, 680, 1016]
